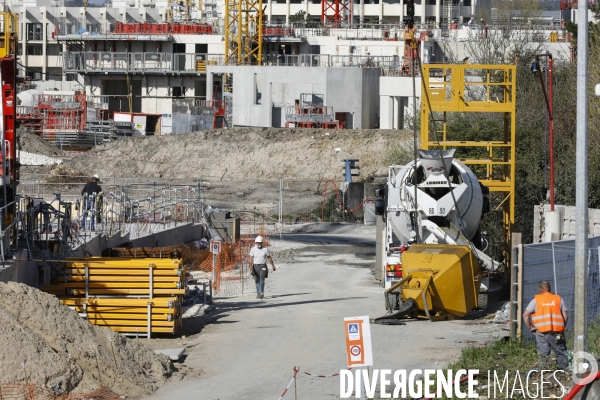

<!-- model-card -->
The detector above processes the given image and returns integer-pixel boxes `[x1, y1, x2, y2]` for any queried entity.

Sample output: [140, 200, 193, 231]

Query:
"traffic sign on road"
[210, 240, 222, 254]
[344, 316, 373, 367]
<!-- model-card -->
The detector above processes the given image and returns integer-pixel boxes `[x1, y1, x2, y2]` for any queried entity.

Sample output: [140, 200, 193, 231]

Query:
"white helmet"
[93, 174, 99, 180]
[255, 235, 264, 243]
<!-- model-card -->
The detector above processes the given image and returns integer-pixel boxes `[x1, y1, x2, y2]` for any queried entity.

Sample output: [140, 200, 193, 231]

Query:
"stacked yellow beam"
[44, 257, 185, 336]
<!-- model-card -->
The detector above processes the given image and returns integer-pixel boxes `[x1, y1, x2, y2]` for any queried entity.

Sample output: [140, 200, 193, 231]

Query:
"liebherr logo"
[542, 301, 556, 307]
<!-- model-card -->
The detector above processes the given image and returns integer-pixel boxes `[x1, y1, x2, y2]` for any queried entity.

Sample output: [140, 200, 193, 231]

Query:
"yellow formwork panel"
[85, 313, 173, 320]
[64, 282, 182, 289]
[65, 275, 182, 282]
[420, 63, 516, 266]
[401, 244, 481, 318]
[89, 319, 175, 327]
[64, 268, 182, 276]
[59, 297, 179, 308]
[108, 326, 175, 334]
[69, 288, 186, 296]
[70, 306, 177, 314]
[66, 258, 181, 268]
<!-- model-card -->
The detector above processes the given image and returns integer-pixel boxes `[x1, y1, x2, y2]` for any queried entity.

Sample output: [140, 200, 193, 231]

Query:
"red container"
[114, 22, 123, 33]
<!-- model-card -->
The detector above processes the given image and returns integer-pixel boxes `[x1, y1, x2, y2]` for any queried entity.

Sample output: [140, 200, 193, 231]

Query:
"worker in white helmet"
[248, 235, 276, 299]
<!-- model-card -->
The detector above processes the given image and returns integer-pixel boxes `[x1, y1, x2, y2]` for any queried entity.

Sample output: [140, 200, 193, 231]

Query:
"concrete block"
[154, 348, 186, 362]
[212, 218, 240, 242]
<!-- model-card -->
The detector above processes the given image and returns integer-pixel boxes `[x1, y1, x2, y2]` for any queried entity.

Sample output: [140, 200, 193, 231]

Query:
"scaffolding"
[441, 0, 460, 32]
[284, 93, 340, 128]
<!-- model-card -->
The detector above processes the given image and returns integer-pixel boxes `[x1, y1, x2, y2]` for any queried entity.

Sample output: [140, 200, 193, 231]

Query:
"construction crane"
[402, 0, 420, 76]
[321, 0, 352, 26]
[0, 12, 19, 237]
[224, 0, 263, 65]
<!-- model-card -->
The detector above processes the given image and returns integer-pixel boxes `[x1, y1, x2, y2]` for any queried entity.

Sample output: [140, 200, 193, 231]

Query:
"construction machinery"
[0, 12, 18, 244]
[376, 149, 500, 320]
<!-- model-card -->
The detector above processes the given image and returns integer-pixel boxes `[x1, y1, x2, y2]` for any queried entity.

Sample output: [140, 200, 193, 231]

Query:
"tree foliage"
[433, 8, 600, 244]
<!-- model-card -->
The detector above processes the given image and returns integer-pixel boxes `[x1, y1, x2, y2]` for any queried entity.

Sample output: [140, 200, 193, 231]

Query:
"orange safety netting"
[185, 225, 270, 295]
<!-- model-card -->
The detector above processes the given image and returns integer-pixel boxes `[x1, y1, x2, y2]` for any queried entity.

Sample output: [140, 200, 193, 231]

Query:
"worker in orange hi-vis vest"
[523, 280, 569, 369]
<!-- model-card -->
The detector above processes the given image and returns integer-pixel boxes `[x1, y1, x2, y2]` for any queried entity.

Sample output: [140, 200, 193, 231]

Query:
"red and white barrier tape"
[278, 367, 299, 400]
[303, 367, 353, 378]
[278, 366, 353, 399]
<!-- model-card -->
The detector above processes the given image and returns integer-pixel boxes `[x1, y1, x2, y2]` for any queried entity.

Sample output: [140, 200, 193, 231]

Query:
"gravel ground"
[142, 231, 507, 400]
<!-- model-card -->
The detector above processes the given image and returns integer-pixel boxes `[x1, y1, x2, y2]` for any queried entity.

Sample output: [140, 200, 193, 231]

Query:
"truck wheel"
[477, 293, 488, 311]
[386, 292, 399, 311]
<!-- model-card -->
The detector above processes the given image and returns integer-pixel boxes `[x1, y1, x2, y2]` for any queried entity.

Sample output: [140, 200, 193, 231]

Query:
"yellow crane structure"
[224, 0, 263, 65]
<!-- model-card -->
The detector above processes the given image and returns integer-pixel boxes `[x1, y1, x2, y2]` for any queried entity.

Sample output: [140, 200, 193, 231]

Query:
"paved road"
[146, 233, 504, 400]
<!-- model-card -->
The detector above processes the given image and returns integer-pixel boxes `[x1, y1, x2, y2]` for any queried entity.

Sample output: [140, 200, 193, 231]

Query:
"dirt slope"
[0, 282, 173, 396]
[59, 128, 411, 181]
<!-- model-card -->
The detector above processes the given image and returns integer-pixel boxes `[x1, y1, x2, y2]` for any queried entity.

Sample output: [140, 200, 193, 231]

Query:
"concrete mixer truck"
[375, 149, 500, 320]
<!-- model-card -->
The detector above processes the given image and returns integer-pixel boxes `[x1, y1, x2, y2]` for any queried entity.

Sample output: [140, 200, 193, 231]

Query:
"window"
[47, 44, 60, 56]
[26, 45, 43, 55]
[26, 23, 43, 41]
[172, 87, 182, 97]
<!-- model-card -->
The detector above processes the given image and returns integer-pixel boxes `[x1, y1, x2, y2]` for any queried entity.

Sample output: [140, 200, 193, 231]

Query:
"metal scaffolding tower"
[224, 0, 263, 65]
[420, 63, 517, 266]
[321, 0, 352, 26]
[441, 0, 460, 31]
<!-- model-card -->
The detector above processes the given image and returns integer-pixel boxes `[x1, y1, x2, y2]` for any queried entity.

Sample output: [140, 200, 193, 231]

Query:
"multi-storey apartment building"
[6, 0, 574, 134]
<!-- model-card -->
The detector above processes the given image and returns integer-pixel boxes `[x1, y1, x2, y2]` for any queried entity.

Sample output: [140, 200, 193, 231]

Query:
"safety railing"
[285, 105, 336, 123]
[62, 52, 225, 73]
[54, 17, 221, 37]
[62, 51, 404, 73]
[18, 176, 205, 240]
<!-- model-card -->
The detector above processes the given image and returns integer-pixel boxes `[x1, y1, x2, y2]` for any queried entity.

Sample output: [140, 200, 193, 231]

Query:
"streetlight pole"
[532, 52, 554, 211]
[574, 0, 589, 382]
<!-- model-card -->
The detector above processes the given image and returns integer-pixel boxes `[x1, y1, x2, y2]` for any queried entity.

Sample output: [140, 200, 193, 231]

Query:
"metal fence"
[513, 236, 600, 339]
[17, 176, 369, 236]
[17, 175, 205, 240]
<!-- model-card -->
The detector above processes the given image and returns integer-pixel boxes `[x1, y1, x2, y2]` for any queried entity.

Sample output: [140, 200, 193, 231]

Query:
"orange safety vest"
[532, 292, 565, 333]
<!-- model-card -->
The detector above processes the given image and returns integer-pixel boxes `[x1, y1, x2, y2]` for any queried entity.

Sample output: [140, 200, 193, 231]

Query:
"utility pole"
[574, 0, 589, 382]
[532, 52, 555, 211]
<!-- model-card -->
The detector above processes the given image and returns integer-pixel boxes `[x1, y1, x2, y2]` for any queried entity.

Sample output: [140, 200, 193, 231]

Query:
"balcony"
[62, 51, 405, 74]
[62, 52, 226, 74]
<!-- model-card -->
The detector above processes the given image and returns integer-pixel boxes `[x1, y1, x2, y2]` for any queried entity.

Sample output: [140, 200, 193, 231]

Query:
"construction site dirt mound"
[17, 128, 62, 157]
[0, 282, 174, 397]
[59, 128, 411, 181]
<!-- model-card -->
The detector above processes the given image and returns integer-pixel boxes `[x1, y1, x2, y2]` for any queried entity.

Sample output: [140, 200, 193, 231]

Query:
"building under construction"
[8, 0, 575, 138]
